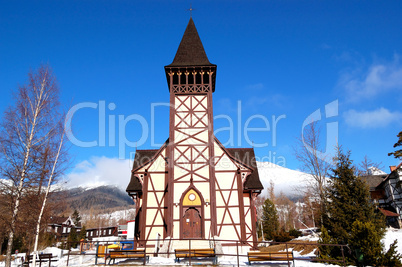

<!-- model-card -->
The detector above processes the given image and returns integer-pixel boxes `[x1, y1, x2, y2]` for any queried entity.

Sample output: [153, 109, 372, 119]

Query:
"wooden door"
[182, 207, 202, 239]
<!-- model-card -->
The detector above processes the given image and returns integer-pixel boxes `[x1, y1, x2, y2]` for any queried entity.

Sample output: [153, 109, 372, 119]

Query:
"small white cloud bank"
[344, 108, 402, 128]
[246, 83, 264, 91]
[65, 157, 131, 190]
[341, 55, 402, 101]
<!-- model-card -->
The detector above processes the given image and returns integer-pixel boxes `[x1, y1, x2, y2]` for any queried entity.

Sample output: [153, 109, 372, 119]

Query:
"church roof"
[131, 149, 159, 171]
[166, 18, 215, 67]
[226, 148, 264, 191]
[126, 149, 159, 193]
[127, 146, 264, 193]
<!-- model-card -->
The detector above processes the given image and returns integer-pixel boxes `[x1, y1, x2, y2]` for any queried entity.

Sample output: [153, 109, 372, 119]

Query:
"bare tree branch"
[293, 121, 332, 225]
[0, 64, 66, 267]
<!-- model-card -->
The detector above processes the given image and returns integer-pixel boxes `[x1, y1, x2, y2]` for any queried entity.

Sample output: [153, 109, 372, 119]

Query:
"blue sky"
[1, 1, 401, 187]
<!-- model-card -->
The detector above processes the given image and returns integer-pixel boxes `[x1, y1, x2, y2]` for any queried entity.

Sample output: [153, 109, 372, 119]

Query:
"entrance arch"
[180, 188, 204, 239]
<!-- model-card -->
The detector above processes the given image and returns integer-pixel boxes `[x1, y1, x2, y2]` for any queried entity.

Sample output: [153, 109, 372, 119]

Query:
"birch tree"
[32, 119, 68, 266]
[0, 64, 64, 266]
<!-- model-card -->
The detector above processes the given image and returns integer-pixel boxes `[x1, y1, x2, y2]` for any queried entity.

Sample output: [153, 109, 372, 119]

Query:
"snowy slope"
[257, 161, 313, 197]
[368, 166, 387, 175]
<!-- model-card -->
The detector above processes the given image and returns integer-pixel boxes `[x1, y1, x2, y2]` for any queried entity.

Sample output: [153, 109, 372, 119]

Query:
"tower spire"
[165, 18, 217, 92]
[166, 18, 214, 67]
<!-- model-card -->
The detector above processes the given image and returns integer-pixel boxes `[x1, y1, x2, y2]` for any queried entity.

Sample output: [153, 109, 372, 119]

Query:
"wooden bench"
[174, 248, 216, 264]
[248, 251, 295, 266]
[107, 249, 149, 265]
[23, 253, 57, 267]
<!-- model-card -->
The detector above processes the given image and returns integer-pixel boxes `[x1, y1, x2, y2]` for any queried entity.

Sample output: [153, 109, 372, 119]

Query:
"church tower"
[127, 18, 263, 251]
[164, 18, 217, 239]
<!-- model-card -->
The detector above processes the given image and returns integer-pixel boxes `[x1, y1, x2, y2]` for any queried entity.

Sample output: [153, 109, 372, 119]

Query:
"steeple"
[167, 18, 214, 67]
[165, 18, 217, 92]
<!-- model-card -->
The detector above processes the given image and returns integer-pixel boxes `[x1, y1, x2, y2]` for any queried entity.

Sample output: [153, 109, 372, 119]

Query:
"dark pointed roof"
[226, 148, 264, 191]
[126, 149, 159, 193]
[167, 18, 214, 67]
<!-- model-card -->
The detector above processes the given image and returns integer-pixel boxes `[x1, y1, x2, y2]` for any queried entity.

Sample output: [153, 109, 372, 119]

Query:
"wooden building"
[47, 216, 81, 242]
[126, 18, 263, 251]
[362, 163, 402, 228]
[86, 226, 118, 241]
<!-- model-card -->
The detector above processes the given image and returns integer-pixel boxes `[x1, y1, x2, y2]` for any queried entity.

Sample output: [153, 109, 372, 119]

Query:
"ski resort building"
[126, 18, 263, 252]
[363, 163, 402, 228]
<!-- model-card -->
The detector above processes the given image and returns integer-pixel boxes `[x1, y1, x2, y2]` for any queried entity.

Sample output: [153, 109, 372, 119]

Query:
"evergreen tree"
[350, 220, 384, 265]
[389, 131, 402, 159]
[67, 227, 79, 249]
[261, 198, 279, 240]
[381, 240, 402, 267]
[72, 209, 81, 226]
[318, 226, 334, 261]
[78, 226, 87, 241]
[323, 147, 391, 265]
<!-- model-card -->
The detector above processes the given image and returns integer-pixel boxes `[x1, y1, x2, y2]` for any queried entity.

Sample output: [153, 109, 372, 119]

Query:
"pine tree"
[318, 226, 334, 261]
[79, 226, 87, 241]
[72, 209, 81, 226]
[67, 227, 79, 249]
[323, 147, 388, 265]
[388, 131, 402, 159]
[261, 198, 279, 240]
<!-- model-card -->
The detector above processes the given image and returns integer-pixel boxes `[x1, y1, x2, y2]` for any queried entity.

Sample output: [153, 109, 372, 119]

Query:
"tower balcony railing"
[172, 84, 210, 94]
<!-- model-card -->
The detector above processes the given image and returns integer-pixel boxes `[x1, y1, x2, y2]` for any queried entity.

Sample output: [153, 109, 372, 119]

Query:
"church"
[126, 18, 263, 252]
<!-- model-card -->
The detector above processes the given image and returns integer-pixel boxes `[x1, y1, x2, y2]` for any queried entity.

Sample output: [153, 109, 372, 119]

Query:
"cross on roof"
[187, 4, 195, 18]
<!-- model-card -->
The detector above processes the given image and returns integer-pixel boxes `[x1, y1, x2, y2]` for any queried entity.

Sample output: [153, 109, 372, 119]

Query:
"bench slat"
[174, 248, 216, 264]
[107, 249, 148, 265]
[248, 251, 294, 265]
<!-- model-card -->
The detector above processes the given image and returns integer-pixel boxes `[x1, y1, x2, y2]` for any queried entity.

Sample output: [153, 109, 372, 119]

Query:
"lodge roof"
[361, 174, 387, 190]
[49, 216, 69, 225]
[166, 18, 215, 67]
[379, 208, 400, 217]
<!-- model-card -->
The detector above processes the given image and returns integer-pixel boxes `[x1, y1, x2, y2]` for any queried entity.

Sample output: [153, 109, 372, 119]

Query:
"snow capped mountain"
[81, 208, 136, 223]
[257, 161, 313, 197]
[367, 166, 387, 175]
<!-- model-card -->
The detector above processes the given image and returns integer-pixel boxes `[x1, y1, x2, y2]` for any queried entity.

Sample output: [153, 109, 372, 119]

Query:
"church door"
[182, 207, 202, 239]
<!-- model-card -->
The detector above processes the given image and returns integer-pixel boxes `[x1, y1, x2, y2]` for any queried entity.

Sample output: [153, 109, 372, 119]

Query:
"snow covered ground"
[2, 228, 401, 267]
[382, 227, 402, 255]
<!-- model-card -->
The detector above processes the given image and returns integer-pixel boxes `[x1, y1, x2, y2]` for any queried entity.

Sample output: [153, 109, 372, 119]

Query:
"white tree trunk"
[32, 128, 65, 266]
[5, 69, 52, 267]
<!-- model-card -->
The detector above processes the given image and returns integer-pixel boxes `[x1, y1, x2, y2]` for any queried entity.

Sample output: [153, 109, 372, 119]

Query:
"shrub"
[380, 240, 402, 267]
[288, 228, 302, 239]
[273, 231, 292, 242]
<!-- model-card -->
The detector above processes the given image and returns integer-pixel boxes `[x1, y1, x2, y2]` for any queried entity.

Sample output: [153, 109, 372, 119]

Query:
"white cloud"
[344, 108, 402, 128]
[246, 83, 264, 91]
[65, 157, 131, 190]
[341, 55, 402, 102]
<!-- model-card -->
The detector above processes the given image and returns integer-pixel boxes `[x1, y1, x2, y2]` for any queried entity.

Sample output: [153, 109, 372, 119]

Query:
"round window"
[188, 193, 196, 201]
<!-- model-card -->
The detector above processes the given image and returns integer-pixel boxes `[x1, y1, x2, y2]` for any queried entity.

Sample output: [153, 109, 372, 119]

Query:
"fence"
[60, 238, 348, 267]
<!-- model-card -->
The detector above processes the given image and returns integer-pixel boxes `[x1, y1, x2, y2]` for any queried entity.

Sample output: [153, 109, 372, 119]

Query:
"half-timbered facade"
[376, 164, 402, 222]
[126, 18, 263, 251]
[362, 163, 402, 228]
